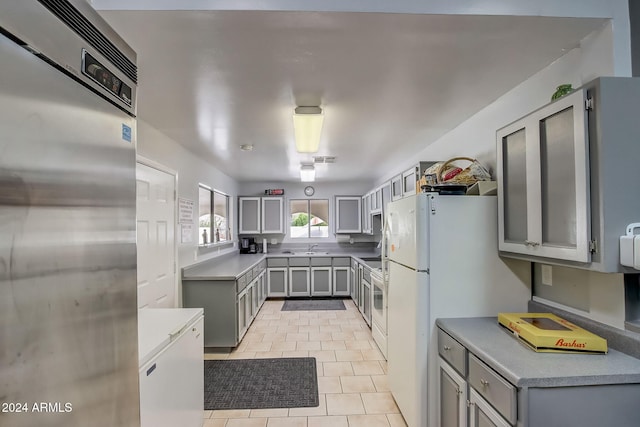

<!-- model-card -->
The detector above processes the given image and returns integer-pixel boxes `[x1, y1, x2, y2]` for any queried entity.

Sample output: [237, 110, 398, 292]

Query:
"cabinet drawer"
[245, 269, 254, 282]
[437, 329, 466, 376]
[267, 258, 288, 267]
[351, 259, 357, 268]
[468, 353, 517, 425]
[333, 257, 351, 267]
[237, 275, 248, 293]
[362, 268, 371, 282]
[289, 257, 310, 267]
[252, 265, 260, 277]
[311, 257, 332, 267]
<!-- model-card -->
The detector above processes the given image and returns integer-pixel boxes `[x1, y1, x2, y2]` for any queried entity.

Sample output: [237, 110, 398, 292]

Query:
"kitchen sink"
[281, 251, 330, 256]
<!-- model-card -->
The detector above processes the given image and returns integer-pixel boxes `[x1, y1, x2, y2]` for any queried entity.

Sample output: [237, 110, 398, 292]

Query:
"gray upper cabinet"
[497, 88, 590, 263]
[335, 196, 362, 233]
[262, 197, 284, 234]
[402, 166, 418, 197]
[391, 175, 403, 201]
[238, 197, 261, 234]
[239, 196, 284, 234]
[497, 77, 640, 272]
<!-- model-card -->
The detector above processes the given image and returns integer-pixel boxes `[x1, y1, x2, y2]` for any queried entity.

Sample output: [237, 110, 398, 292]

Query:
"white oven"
[370, 268, 387, 359]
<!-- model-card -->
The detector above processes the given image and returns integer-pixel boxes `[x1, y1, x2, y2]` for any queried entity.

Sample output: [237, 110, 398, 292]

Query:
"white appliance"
[370, 267, 387, 358]
[138, 308, 205, 427]
[385, 194, 530, 427]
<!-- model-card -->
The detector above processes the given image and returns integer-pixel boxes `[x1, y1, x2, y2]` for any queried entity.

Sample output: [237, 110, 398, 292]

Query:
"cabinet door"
[261, 272, 267, 303]
[402, 166, 417, 197]
[333, 267, 350, 296]
[363, 280, 371, 325]
[536, 91, 590, 262]
[262, 197, 284, 234]
[251, 279, 259, 317]
[391, 175, 403, 201]
[237, 290, 248, 341]
[335, 196, 362, 233]
[497, 89, 590, 263]
[245, 285, 253, 327]
[468, 388, 510, 427]
[350, 267, 356, 300]
[311, 267, 332, 296]
[267, 268, 288, 297]
[362, 194, 373, 234]
[239, 197, 261, 234]
[439, 358, 468, 427]
[289, 267, 310, 297]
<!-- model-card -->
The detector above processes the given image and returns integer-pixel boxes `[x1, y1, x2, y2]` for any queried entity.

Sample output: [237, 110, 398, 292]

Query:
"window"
[290, 199, 329, 238]
[199, 185, 230, 245]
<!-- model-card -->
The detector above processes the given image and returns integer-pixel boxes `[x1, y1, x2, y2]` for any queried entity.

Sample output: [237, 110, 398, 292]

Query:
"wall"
[238, 180, 379, 247]
[137, 119, 239, 269]
[381, 22, 629, 328]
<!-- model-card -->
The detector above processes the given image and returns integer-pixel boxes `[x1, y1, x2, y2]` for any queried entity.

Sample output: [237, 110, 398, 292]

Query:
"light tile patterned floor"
[203, 299, 408, 427]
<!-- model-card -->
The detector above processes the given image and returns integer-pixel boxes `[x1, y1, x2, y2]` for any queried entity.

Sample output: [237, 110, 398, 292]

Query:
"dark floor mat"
[204, 358, 319, 410]
[281, 299, 346, 311]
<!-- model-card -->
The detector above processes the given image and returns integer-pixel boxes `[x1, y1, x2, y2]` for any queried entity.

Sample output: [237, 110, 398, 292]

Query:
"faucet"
[308, 243, 319, 252]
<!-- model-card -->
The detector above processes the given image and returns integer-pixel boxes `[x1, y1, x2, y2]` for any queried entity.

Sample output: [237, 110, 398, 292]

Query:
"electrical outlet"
[541, 264, 553, 286]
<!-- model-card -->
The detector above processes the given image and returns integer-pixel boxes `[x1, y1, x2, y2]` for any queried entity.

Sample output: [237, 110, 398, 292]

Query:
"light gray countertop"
[436, 317, 640, 388]
[182, 252, 380, 281]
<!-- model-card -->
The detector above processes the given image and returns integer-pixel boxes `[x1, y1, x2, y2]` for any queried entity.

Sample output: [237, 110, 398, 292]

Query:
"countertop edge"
[436, 317, 640, 388]
[181, 252, 380, 281]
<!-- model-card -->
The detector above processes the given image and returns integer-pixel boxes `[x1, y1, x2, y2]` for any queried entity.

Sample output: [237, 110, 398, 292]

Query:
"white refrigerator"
[385, 194, 531, 427]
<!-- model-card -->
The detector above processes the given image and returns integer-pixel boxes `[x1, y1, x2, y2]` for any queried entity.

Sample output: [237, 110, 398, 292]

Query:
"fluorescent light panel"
[300, 164, 315, 182]
[293, 106, 323, 153]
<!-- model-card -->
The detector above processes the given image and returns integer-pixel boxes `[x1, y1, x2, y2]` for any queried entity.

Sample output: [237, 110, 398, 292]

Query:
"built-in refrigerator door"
[0, 32, 138, 427]
[386, 194, 429, 271]
[387, 260, 430, 427]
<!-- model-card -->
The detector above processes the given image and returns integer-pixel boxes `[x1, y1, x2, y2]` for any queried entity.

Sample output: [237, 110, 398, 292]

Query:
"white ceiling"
[97, 9, 605, 183]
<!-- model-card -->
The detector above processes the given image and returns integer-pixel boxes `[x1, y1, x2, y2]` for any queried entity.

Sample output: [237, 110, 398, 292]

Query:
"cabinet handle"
[466, 400, 475, 407]
[456, 388, 463, 396]
[480, 379, 490, 387]
[524, 240, 540, 247]
[443, 345, 451, 351]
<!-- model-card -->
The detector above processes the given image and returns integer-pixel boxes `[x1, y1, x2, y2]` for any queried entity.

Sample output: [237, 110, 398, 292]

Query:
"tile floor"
[203, 299, 408, 427]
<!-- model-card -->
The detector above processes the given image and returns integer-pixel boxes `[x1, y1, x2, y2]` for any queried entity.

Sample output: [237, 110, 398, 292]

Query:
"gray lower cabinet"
[182, 262, 266, 348]
[289, 267, 310, 296]
[267, 267, 288, 297]
[267, 257, 288, 297]
[437, 325, 640, 427]
[311, 266, 332, 296]
[439, 358, 467, 427]
[333, 266, 350, 296]
[333, 257, 351, 296]
[469, 388, 510, 427]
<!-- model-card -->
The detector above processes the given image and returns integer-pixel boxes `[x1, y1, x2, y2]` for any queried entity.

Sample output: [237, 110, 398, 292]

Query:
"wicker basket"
[436, 157, 491, 185]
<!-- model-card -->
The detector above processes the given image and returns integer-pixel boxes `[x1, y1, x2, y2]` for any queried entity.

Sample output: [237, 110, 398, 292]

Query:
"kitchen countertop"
[182, 252, 380, 281]
[436, 317, 640, 388]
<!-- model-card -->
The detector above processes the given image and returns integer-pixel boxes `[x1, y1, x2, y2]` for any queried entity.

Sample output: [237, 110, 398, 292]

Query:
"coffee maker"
[240, 237, 256, 254]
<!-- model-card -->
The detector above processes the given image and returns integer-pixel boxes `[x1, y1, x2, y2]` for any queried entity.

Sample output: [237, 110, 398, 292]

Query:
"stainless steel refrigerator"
[0, 1, 140, 426]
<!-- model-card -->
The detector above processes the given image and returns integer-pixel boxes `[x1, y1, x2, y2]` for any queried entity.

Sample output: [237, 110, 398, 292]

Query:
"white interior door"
[136, 161, 176, 308]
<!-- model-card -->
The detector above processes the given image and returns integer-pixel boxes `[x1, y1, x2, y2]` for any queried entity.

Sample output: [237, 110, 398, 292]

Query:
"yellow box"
[498, 313, 608, 354]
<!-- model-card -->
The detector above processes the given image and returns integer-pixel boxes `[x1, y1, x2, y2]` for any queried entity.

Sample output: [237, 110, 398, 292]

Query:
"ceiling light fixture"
[293, 106, 324, 153]
[300, 164, 316, 182]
